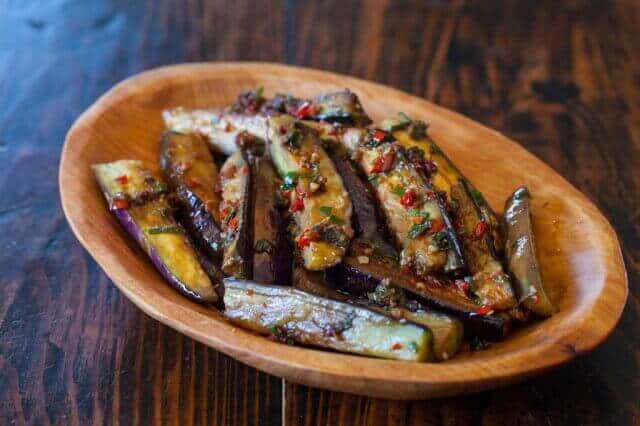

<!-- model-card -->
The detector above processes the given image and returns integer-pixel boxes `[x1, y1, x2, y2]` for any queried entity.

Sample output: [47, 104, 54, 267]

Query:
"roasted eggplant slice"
[504, 187, 555, 316]
[159, 131, 223, 257]
[268, 115, 353, 270]
[324, 142, 397, 259]
[223, 278, 433, 361]
[293, 262, 461, 361]
[340, 129, 450, 274]
[251, 157, 291, 285]
[387, 119, 516, 309]
[219, 152, 253, 278]
[92, 160, 218, 302]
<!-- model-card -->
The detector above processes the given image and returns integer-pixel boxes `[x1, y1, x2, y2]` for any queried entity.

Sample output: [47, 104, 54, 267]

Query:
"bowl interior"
[60, 63, 627, 398]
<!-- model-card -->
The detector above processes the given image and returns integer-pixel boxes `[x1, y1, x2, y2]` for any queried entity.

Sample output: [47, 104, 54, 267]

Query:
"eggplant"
[324, 142, 397, 259]
[504, 187, 555, 316]
[223, 277, 433, 361]
[267, 115, 353, 270]
[263, 89, 372, 126]
[333, 244, 509, 340]
[387, 120, 516, 310]
[162, 108, 237, 155]
[159, 131, 223, 257]
[219, 152, 253, 278]
[339, 129, 450, 274]
[293, 262, 461, 361]
[250, 157, 291, 284]
[92, 160, 218, 302]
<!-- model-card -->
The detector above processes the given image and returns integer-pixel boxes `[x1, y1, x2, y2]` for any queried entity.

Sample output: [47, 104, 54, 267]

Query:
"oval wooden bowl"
[60, 63, 627, 399]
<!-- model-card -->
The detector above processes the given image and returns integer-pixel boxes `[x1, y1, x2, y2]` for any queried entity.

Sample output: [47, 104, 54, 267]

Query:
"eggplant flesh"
[159, 131, 223, 257]
[504, 187, 555, 316]
[219, 152, 253, 278]
[293, 263, 462, 361]
[267, 115, 353, 271]
[223, 278, 433, 361]
[251, 157, 291, 285]
[92, 160, 218, 302]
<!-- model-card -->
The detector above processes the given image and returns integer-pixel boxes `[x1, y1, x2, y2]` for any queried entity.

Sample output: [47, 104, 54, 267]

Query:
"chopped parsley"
[253, 86, 264, 100]
[409, 209, 429, 219]
[328, 215, 344, 225]
[319, 206, 333, 217]
[408, 221, 431, 239]
[469, 187, 486, 205]
[432, 231, 450, 249]
[147, 225, 184, 235]
[391, 185, 406, 196]
[409, 120, 428, 139]
[287, 129, 302, 150]
[282, 171, 299, 189]
[254, 239, 275, 253]
[368, 175, 379, 187]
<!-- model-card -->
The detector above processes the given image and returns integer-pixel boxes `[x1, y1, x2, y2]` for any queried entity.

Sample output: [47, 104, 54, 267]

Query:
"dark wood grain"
[1, 0, 638, 424]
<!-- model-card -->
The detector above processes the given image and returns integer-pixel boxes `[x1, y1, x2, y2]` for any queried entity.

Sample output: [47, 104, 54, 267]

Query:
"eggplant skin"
[504, 187, 555, 317]
[251, 157, 291, 285]
[223, 278, 433, 361]
[159, 131, 224, 257]
[92, 160, 218, 302]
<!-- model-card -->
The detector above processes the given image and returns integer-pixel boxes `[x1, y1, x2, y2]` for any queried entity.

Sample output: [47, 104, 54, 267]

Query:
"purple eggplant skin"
[323, 142, 397, 259]
[250, 156, 291, 285]
[159, 131, 224, 258]
[92, 160, 218, 303]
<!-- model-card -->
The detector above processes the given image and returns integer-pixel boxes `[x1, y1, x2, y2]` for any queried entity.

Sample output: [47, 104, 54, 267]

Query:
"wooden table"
[1, 1, 638, 424]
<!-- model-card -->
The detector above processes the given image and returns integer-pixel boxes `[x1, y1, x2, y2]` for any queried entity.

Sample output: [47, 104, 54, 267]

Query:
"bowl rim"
[59, 62, 628, 399]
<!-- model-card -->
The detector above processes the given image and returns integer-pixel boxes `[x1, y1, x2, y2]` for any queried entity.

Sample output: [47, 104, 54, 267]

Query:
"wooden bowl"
[60, 63, 627, 399]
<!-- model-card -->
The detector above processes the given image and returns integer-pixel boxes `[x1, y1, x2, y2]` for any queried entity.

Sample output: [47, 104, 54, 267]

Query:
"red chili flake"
[295, 102, 312, 119]
[455, 279, 470, 292]
[245, 289, 254, 296]
[400, 190, 416, 208]
[295, 183, 308, 198]
[371, 151, 395, 174]
[279, 125, 287, 135]
[373, 129, 386, 142]
[222, 165, 237, 179]
[425, 190, 436, 200]
[224, 122, 233, 132]
[187, 178, 200, 189]
[391, 343, 403, 350]
[475, 305, 493, 315]
[227, 216, 239, 230]
[289, 196, 304, 212]
[472, 220, 488, 240]
[401, 265, 412, 274]
[114, 175, 128, 185]
[113, 199, 129, 209]
[370, 156, 384, 173]
[281, 189, 292, 198]
[297, 230, 317, 249]
[219, 207, 229, 222]
[530, 294, 540, 305]
[430, 218, 444, 233]
[240, 165, 249, 175]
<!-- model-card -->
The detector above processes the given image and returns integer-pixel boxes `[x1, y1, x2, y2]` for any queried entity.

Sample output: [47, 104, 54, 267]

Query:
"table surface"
[1, 0, 638, 424]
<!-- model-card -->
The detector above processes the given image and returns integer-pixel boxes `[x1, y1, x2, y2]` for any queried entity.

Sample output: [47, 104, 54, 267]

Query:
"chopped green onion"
[329, 215, 344, 225]
[319, 206, 333, 217]
[408, 221, 431, 239]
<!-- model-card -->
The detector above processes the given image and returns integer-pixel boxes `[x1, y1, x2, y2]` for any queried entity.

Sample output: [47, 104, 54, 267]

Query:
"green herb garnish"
[432, 231, 450, 249]
[409, 209, 429, 219]
[469, 187, 485, 205]
[391, 186, 406, 196]
[329, 215, 344, 225]
[368, 175, 379, 187]
[223, 207, 236, 223]
[254, 239, 275, 253]
[147, 225, 184, 235]
[253, 86, 264, 100]
[408, 221, 431, 239]
[319, 206, 333, 217]
[282, 171, 299, 190]
[287, 130, 302, 150]
[409, 120, 428, 139]
[152, 181, 168, 194]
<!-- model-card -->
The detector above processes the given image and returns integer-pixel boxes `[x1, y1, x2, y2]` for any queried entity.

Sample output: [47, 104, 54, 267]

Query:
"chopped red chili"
[227, 216, 239, 230]
[530, 294, 540, 305]
[113, 199, 129, 209]
[400, 190, 416, 208]
[430, 218, 444, 233]
[371, 151, 395, 173]
[224, 122, 233, 132]
[475, 305, 493, 315]
[373, 129, 386, 142]
[114, 175, 128, 185]
[187, 178, 200, 189]
[294, 102, 312, 119]
[289, 196, 304, 212]
[472, 220, 488, 240]
[391, 343, 403, 350]
[245, 289, 254, 296]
